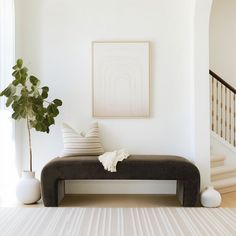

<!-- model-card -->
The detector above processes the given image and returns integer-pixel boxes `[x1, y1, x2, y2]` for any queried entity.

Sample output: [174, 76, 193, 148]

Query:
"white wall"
[15, 0, 211, 193]
[193, 0, 212, 189]
[14, 0, 24, 176]
[210, 0, 236, 87]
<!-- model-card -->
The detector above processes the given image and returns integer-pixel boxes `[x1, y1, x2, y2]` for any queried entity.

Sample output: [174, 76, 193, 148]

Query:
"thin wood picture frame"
[92, 41, 150, 118]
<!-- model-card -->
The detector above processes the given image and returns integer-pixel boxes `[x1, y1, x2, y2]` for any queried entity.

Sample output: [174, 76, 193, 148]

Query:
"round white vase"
[16, 171, 41, 204]
[201, 186, 222, 208]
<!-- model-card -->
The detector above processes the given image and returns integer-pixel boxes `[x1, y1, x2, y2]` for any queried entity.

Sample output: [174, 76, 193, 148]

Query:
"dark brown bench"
[41, 155, 200, 207]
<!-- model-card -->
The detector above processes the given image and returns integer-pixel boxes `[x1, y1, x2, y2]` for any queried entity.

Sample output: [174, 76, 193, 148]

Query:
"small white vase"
[16, 171, 41, 204]
[201, 186, 222, 208]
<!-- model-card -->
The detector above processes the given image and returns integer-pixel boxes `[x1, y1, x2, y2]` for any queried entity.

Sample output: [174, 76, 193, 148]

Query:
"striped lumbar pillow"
[61, 122, 104, 157]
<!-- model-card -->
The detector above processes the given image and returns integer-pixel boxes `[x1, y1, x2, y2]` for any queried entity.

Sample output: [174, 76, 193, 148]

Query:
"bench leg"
[58, 180, 65, 205]
[177, 180, 199, 207]
[41, 179, 65, 207]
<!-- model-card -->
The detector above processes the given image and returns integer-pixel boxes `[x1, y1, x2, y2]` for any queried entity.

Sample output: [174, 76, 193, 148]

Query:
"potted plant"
[0, 59, 62, 204]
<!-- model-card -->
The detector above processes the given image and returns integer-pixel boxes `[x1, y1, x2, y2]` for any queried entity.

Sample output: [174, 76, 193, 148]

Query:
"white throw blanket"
[98, 149, 130, 172]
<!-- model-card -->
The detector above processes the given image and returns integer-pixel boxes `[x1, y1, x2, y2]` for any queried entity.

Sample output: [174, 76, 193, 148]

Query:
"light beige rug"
[0, 208, 236, 236]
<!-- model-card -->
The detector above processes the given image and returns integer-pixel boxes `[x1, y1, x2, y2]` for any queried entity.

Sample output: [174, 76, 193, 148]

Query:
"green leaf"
[52, 107, 59, 116]
[12, 112, 21, 120]
[12, 79, 19, 86]
[17, 59, 23, 68]
[47, 116, 55, 125]
[21, 88, 28, 96]
[47, 104, 59, 116]
[32, 96, 43, 106]
[29, 76, 39, 86]
[41, 123, 47, 132]
[10, 85, 16, 96]
[14, 103, 22, 113]
[12, 65, 18, 70]
[20, 76, 27, 85]
[19, 107, 27, 118]
[32, 104, 38, 113]
[20, 67, 28, 75]
[6, 97, 14, 107]
[12, 95, 19, 101]
[42, 86, 49, 93]
[33, 90, 40, 98]
[53, 99, 62, 106]
[36, 116, 43, 123]
[17, 95, 26, 104]
[47, 104, 53, 114]
[0, 85, 16, 97]
[15, 71, 21, 80]
[0, 86, 11, 97]
[12, 101, 19, 110]
[12, 70, 18, 76]
[35, 123, 42, 131]
[41, 91, 48, 99]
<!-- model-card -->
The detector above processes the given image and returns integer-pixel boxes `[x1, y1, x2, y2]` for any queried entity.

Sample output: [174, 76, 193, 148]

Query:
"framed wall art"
[92, 41, 150, 118]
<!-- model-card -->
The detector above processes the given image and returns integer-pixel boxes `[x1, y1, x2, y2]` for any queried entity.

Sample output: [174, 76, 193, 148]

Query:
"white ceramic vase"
[201, 186, 221, 207]
[16, 171, 41, 204]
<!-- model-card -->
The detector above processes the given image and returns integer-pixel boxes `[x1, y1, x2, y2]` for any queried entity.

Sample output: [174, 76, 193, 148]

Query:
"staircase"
[210, 70, 236, 193]
[211, 154, 236, 193]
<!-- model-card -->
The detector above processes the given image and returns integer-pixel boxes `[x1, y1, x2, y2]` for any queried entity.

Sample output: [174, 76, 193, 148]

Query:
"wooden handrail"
[209, 70, 236, 94]
[210, 69, 236, 147]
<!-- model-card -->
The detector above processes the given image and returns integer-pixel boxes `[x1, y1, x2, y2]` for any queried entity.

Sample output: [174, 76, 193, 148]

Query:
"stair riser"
[211, 160, 225, 168]
[215, 185, 236, 194]
[211, 172, 236, 181]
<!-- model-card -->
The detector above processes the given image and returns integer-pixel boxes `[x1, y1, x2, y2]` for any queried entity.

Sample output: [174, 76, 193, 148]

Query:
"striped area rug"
[0, 208, 236, 236]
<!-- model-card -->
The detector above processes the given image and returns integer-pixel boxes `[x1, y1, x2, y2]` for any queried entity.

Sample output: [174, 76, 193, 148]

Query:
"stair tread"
[211, 166, 236, 176]
[211, 154, 226, 162]
[212, 176, 236, 189]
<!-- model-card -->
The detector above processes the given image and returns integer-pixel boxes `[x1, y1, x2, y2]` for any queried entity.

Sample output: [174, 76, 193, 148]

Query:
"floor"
[220, 191, 236, 207]
[60, 194, 182, 207]
[1, 192, 236, 208]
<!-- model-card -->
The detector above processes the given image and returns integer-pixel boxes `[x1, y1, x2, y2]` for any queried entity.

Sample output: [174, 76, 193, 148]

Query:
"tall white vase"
[16, 171, 41, 204]
[201, 186, 222, 207]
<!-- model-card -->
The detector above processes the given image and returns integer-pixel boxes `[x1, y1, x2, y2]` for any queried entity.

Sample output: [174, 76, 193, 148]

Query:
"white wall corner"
[193, 0, 213, 190]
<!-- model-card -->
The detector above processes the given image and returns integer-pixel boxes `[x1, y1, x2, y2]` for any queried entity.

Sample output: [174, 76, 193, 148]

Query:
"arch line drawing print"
[92, 41, 150, 118]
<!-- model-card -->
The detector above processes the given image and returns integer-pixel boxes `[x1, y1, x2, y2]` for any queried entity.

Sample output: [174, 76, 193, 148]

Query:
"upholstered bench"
[41, 155, 200, 207]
